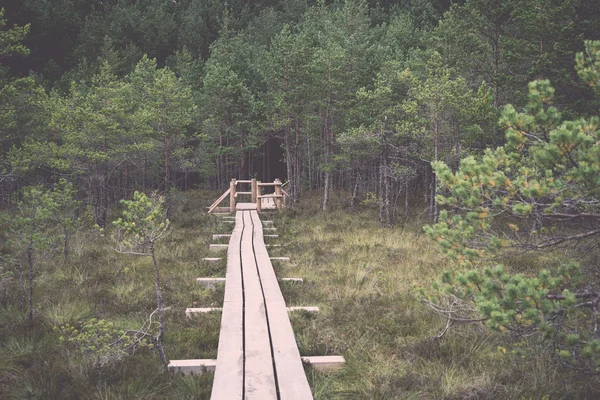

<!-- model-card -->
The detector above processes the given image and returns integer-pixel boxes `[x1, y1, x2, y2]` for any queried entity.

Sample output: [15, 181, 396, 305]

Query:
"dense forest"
[2, 0, 600, 398]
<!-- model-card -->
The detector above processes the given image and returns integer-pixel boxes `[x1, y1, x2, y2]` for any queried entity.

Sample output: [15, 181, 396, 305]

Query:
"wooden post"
[256, 181, 262, 213]
[230, 179, 237, 213]
[251, 178, 257, 204]
[274, 178, 282, 211]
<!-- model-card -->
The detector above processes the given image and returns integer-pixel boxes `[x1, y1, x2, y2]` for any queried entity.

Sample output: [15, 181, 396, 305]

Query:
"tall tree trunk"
[150, 243, 167, 365]
[351, 170, 360, 208]
[285, 127, 294, 207]
[322, 171, 330, 211]
[27, 237, 34, 321]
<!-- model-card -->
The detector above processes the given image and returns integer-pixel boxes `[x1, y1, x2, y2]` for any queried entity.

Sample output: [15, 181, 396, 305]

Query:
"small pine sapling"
[48, 178, 82, 263]
[56, 318, 153, 389]
[422, 41, 600, 374]
[113, 191, 170, 365]
[9, 185, 58, 321]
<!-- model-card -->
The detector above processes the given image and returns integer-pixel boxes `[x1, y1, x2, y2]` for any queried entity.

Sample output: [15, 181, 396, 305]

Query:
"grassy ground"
[1, 189, 600, 398]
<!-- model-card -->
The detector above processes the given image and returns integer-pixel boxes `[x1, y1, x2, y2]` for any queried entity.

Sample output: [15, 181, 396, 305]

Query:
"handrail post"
[251, 178, 257, 204]
[230, 179, 237, 213]
[256, 181, 262, 213]
[274, 178, 282, 211]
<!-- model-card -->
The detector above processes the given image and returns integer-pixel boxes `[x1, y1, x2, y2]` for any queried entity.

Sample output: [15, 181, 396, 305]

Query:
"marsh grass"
[1, 189, 599, 398]
[272, 192, 600, 399]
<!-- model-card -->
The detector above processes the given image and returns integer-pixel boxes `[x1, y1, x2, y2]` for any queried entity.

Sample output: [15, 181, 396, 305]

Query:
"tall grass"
[274, 192, 600, 399]
[1, 189, 599, 398]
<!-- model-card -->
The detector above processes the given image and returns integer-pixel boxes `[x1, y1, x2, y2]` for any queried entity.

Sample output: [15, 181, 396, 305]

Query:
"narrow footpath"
[211, 210, 313, 400]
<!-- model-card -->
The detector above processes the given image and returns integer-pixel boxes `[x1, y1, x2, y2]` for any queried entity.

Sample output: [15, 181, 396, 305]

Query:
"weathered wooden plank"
[236, 203, 257, 211]
[208, 189, 231, 213]
[250, 212, 285, 305]
[202, 257, 222, 262]
[185, 307, 221, 316]
[249, 211, 313, 399]
[301, 356, 345, 372]
[241, 211, 278, 399]
[185, 306, 318, 314]
[210, 244, 228, 251]
[211, 211, 244, 400]
[265, 303, 314, 399]
[287, 306, 319, 313]
[197, 277, 226, 288]
[270, 256, 289, 261]
[169, 359, 217, 375]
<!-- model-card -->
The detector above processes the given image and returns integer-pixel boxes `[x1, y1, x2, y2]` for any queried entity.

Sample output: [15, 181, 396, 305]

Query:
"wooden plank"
[241, 211, 278, 399]
[236, 202, 257, 210]
[287, 306, 319, 313]
[250, 212, 285, 305]
[301, 356, 345, 372]
[210, 244, 228, 252]
[249, 211, 313, 399]
[202, 257, 222, 262]
[169, 359, 217, 375]
[197, 277, 226, 288]
[270, 257, 289, 261]
[208, 189, 231, 213]
[185, 306, 318, 314]
[185, 307, 221, 316]
[211, 211, 244, 400]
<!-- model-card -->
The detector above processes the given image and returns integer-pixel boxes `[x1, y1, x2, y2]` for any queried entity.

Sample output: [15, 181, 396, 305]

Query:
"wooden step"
[169, 355, 345, 375]
[197, 277, 300, 287]
[197, 277, 226, 288]
[168, 359, 217, 374]
[202, 257, 222, 262]
[287, 306, 319, 313]
[209, 244, 228, 251]
[185, 306, 318, 316]
[264, 234, 279, 238]
[302, 356, 345, 372]
[270, 257, 290, 261]
[185, 307, 221, 316]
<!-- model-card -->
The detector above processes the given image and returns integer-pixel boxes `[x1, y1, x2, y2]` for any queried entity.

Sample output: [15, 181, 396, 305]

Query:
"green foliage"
[424, 42, 600, 374]
[57, 318, 149, 365]
[113, 191, 170, 252]
[0, 8, 30, 61]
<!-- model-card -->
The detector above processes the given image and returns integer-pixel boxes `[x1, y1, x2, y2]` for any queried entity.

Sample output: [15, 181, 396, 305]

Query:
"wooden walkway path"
[210, 209, 312, 399]
[170, 204, 345, 398]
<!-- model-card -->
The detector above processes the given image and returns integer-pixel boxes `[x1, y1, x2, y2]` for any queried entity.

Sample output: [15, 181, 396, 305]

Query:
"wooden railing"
[208, 178, 286, 213]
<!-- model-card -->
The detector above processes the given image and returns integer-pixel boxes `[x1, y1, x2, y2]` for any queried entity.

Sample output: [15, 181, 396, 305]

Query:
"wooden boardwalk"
[211, 209, 312, 400]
